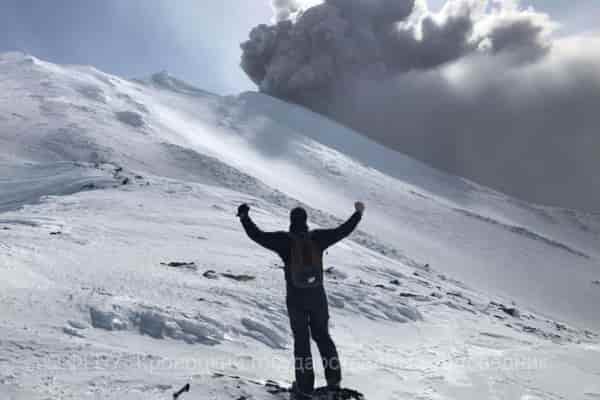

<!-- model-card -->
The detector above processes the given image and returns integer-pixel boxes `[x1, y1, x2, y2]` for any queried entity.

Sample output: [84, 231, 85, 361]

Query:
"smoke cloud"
[241, 0, 600, 212]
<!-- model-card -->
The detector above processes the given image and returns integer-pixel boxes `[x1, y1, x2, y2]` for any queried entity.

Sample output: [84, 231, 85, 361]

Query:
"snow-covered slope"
[1, 52, 599, 399]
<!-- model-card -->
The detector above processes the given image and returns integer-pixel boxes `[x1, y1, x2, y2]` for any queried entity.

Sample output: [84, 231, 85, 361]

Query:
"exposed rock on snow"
[502, 307, 521, 319]
[203, 270, 219, 279]
[399, 292, 431, 302]
[489, 302, 521, 319]
[221, 272, 256, 282]
[161, 261, 198, 271]
[374, 283, 395, 292]
[114, 111, 145, 128]
[324, 267, 348, 280]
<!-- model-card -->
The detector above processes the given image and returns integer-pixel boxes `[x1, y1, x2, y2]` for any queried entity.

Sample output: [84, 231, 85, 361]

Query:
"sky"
[0, 0, 272, 95]
[0, 0, 597, 96]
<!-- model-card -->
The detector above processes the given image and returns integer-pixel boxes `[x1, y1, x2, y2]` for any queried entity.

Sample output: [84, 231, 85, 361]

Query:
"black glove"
[237, 203, 250, 218]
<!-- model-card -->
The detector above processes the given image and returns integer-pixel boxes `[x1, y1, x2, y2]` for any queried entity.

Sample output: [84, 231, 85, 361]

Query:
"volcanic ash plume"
[240, 0, 600, 213]
[241, 0, 550, 102]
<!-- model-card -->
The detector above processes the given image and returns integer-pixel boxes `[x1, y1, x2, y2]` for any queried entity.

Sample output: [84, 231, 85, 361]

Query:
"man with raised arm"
[237, 202, 365, 399]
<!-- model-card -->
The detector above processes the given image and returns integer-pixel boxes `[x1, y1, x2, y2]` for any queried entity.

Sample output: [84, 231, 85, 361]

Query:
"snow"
[0, 51, 599, 399]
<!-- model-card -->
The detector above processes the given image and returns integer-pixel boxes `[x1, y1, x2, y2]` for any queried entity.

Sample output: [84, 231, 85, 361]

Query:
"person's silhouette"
[238, 202, 364, 398]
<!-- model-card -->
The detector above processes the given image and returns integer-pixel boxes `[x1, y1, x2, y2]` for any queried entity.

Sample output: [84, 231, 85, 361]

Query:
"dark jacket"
[240, 211, 362, 287]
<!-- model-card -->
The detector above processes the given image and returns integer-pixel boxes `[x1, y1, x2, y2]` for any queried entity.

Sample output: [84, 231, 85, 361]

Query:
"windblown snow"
[0, 51, 599, 399]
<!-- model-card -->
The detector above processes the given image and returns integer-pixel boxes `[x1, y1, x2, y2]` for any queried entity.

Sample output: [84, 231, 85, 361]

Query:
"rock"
[221, 273, 255, 282]
[173, 384, 190, 400]
[592, 280, 600, 285]
[162, 262, 198, 271]
[399, 292, 430, 301]
[389, 279, 401, 286]
[203, 270, 218, 279]
[374, 283, 396, 292]
[49, 231, 62, 236]
[554, 322, 567, 331]
[490, 301, 521, 318]
[501, 306, 521, 318]
[324, 267, 348, 280]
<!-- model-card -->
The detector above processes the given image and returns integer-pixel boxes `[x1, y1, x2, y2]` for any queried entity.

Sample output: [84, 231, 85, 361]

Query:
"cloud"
[241, 0, 600, 212]
[271, 0, 302, 22]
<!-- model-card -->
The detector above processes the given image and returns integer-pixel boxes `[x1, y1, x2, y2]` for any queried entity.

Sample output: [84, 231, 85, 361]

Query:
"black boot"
[325, 383, 342, 400]
[290, 382, 313, 400]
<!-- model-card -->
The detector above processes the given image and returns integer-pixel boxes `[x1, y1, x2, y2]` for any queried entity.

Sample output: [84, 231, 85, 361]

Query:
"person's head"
[289, 207, 308, 233]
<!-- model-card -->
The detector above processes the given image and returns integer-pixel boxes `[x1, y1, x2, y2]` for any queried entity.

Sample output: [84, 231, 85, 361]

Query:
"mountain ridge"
[0, 51, 599, 400]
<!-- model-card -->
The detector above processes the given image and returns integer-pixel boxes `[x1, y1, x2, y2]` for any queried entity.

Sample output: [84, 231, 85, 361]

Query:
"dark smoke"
[241, 0, 600, 212]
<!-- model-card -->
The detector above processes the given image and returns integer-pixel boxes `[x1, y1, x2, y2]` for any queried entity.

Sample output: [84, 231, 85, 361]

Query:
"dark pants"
[286, 286, 341, 393]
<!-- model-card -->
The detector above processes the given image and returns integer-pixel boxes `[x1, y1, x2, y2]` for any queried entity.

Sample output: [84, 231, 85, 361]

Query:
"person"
[237, 202, 365, 399]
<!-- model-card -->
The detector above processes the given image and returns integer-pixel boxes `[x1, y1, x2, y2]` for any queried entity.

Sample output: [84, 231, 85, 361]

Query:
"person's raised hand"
[237, 203, 250, 218]
[355, 201, 365, 214]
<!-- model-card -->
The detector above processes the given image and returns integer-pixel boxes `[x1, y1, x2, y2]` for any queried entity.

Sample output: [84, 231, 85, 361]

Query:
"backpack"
[289, 233, 323, 288]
